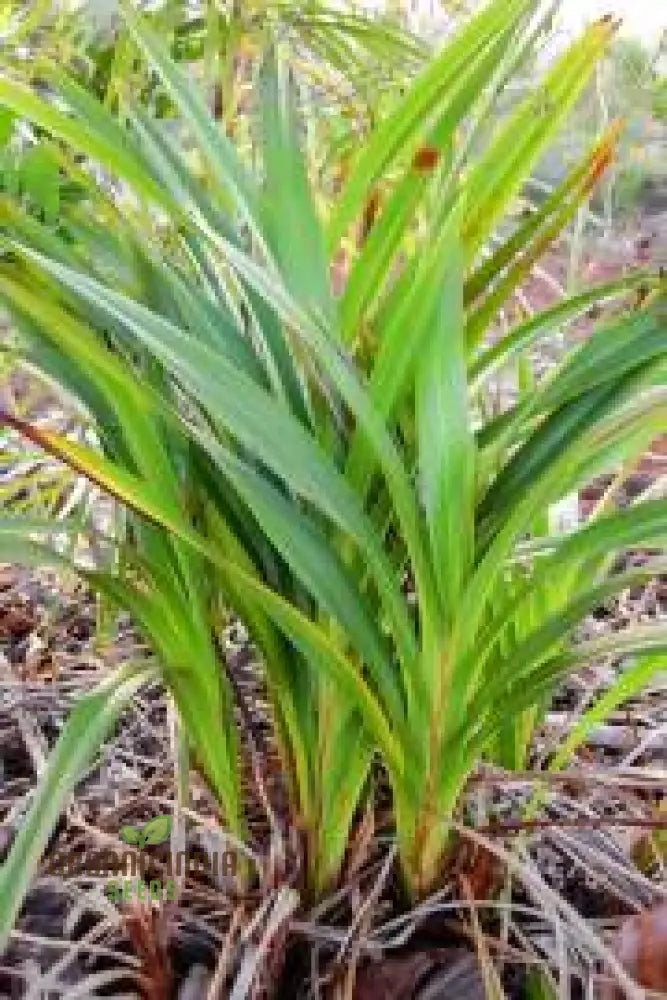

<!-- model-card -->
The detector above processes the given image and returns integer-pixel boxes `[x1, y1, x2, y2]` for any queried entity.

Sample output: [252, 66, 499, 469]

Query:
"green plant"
[0, 0, 665, 947]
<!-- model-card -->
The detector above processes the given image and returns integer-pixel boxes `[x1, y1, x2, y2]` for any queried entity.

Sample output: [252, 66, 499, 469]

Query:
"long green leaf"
[0, 661, 156, 949]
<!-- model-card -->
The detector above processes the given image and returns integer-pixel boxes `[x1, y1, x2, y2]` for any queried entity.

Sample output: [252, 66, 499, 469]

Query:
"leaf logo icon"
[120, 824, 142, 846]
[141, 814, 172, 846]
[119, 815, 172, 848]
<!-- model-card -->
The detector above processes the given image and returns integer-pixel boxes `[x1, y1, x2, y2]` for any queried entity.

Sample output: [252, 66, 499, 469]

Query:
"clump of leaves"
[0, 0, 665, 952]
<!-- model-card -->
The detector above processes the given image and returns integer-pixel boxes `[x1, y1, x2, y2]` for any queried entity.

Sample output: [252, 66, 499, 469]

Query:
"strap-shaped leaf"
[0, 662, 156, 949]
[259, 49, 334, 327]
[548, 654, 667, 773]
[416, 213, 473, 628]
